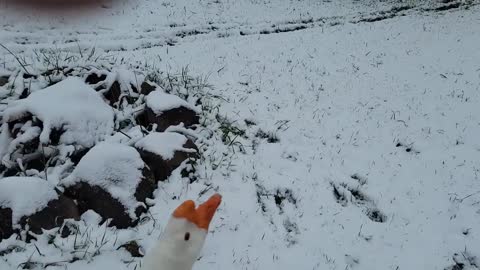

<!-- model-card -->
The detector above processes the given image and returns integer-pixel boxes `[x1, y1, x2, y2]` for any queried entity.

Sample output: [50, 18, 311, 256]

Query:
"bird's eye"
[184, 232, 190, 241]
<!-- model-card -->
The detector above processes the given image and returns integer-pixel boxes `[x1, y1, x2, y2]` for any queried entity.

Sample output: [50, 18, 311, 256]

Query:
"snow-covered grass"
[1, 1, 480, 270]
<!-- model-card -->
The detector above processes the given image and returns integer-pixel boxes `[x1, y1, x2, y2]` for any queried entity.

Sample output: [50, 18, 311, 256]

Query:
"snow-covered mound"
[0, 177, 58, 224]
[135, 132, 198, 181]
[140, 90, 201, 132]
[146, 90, 199, 115]
[2, 77, 114, 148]
[62, 143, 149, 223]
[0, 176, 80, 241]
[135, 132, 196, 160]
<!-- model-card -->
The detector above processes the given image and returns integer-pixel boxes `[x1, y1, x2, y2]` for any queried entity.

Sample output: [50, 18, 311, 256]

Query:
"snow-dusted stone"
[2, 77, 114, 148]
[0, 177, 80, 241]
[134, 132, 198, 181]
[140, 90, 200, 132]
[61, 143, 156, 229]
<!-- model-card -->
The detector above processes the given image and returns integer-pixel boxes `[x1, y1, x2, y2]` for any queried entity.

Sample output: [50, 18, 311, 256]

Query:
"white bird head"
[141, 194, 222, 270]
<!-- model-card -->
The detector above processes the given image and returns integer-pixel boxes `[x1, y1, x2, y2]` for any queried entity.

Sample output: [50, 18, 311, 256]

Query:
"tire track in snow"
[0, 0, 476, 54]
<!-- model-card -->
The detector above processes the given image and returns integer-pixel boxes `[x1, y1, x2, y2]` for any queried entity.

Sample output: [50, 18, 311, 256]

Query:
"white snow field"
[1, 1, 480, 270]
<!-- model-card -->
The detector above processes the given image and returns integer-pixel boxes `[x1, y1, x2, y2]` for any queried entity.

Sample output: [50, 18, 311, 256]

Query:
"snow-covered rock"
[0, 177, 79, 241]
[135, 132, 198, 181]
[139, 90, 200, 132]
[61, 143, 156, 229]
[146, 90, 198, 114]
[0, 177, 58, 224]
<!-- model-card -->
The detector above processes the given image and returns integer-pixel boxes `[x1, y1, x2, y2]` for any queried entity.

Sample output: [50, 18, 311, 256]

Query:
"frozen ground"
[1, 0, 480, 270]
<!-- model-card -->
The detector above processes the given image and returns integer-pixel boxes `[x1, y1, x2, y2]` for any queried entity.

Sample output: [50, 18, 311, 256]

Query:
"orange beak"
[172, 194, 222, 230]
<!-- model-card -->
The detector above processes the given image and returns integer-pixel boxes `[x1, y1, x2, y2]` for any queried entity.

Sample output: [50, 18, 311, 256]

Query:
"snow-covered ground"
[1, 1, 480, 270]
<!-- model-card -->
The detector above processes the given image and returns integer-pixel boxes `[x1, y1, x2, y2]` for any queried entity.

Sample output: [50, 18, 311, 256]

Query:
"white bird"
[141, 194, 222, 270]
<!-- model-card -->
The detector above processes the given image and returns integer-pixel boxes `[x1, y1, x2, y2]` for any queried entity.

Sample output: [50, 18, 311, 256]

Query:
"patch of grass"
[145, 66, 213, 102]
[350, 173, 367, 185]
[331, 182, 348, 206]
[255, 129, 279, 143]
[274, 188, 297, 213]
[365, 208, 387, 223]
[252, 173, 268, 213]
[0, 245, 25, 256]
[244, 118, 256, 126]
[216, 114, 246, 144]
[446, 248, 479, 270]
